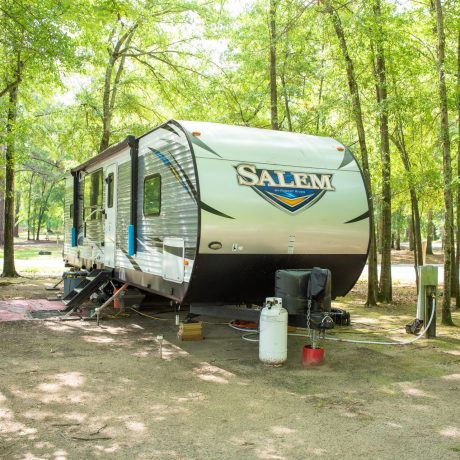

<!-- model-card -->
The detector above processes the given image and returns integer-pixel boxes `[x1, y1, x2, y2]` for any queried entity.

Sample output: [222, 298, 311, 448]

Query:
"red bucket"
[302, 345, 325, 366]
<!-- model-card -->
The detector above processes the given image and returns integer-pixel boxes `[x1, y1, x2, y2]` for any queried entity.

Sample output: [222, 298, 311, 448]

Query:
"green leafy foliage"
[0, 0, 459, 292]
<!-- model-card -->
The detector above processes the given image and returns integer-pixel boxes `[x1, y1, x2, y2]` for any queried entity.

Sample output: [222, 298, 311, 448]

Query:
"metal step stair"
[60, 269, 112, 312]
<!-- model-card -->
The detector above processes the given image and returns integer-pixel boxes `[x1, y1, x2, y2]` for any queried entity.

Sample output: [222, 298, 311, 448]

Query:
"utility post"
[416, 265, 438, 339]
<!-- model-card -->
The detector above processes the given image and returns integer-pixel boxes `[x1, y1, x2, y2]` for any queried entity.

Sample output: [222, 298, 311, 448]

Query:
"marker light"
[336, 146, 345, 151]
[192, 131, 201, 137]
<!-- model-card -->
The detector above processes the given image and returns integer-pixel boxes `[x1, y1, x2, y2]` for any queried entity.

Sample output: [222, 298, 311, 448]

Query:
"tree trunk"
[427, 209, 434, 254]
[31, 200, 36, 240]
[411, 204, 422, 289]
[409, 222, 414, 251]
[450, 224, 457, 300]
[2, 56, 20, 277]
[375, 197, 382, 254]
[373, 0, 392, 302]
[394, 208, 402, 251]
[280, 49, 292, 131]
[36, 217, 42, 241]
[316, 43, 325, 134]
[0, 173, 4, 247]
[269, 0, 279, 130]
[456, 31, 460, 308]
[27, 172, 34, 240]
[434, 0, 454, 325]
[35, 180, 45, 241]
[13, 190, 20, 238]
[35, 181, 55, 241]
[412, 207, 422, 256]
[35, 197, 43, 241]
[324, 0, 378, 306]
[99, 25, 137, 152]
[390, 127, 423, 290]
[99, 52, 116, 152]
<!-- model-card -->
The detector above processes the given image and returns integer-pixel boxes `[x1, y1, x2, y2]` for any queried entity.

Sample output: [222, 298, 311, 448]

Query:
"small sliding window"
[143, 174, 161, 217]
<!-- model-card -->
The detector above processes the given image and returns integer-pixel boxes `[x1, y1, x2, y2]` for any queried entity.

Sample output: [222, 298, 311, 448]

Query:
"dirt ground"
[0, 277, 459, 460]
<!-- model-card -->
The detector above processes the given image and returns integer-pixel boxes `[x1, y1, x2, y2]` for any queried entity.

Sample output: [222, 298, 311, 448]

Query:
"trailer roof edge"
[70, 136, 134, 174]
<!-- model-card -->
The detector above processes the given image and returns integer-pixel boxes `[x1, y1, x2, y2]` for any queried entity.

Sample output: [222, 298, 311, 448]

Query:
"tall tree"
[323, 0, 378, 306]
[13, 190, 19, 238]
[99, 22, 138, 152]
[0, 0, 75, 276]
[269, 0, 279, 130]
[0, 171, 4, 247]
[434, 0, 454, 325]
[26, 171, 34, 240]
[2, 51, 21, 276]
[427, 209, 434, 255]
[280, 47, 293, 131]
[372, 0, 392, 302]
[456, 30, 460, 308]
[76, 0, 209, 152]
[390, 123, 423, 286]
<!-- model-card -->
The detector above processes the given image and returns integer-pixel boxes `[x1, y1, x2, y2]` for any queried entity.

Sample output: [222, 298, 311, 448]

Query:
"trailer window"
[84, 169, 103, 220]
[144, 174, 161, 217]
[107, 173, 114, 209]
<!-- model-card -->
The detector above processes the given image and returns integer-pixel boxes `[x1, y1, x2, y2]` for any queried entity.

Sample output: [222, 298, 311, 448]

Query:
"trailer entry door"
[104, 164, 117, 267]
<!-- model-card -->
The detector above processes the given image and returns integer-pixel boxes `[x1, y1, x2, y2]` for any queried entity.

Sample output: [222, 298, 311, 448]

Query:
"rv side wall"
[113, 123, 199, 300]
[63, 178, 73, 257]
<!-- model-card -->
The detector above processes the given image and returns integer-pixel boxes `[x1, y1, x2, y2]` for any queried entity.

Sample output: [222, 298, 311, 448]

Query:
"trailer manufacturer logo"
[236, 164, 335, 213]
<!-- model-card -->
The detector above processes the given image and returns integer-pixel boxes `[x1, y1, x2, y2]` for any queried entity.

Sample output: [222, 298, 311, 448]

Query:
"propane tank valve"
[264, 297, 282, 309]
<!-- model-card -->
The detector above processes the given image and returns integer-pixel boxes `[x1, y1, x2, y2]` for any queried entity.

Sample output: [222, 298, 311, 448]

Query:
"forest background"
[0, 0, 459, 324]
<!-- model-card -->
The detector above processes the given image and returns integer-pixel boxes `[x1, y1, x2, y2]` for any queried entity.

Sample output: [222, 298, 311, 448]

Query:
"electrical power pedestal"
[416, 265, 438, 339]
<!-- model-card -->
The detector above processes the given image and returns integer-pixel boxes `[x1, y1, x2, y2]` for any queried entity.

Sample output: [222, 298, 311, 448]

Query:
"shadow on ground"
[0, 282, 459, 459]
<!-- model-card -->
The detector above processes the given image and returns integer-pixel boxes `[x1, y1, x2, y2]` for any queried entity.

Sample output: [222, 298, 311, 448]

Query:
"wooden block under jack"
[178, 335, 203, 341]
[178, 321, 203, 341]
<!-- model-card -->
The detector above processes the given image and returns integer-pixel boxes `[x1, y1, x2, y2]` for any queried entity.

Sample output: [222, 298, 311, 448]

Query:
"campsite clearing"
[0, 276, 459, 459]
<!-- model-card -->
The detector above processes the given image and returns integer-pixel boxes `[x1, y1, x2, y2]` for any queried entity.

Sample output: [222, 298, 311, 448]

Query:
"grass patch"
[20, 267, 40, 274]
[0, 245, 61, 260]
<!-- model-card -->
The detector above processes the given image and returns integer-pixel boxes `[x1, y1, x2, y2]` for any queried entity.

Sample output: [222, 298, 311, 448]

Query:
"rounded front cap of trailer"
[173, 120, 370, 303]
[177, 120, 355, 171]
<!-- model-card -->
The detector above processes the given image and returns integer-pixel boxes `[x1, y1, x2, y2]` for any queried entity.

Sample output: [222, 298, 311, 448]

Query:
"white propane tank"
[259, 297, 288, 365]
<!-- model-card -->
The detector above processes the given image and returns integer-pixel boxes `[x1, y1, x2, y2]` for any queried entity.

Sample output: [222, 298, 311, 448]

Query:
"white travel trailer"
[63, 120, 370, 306]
